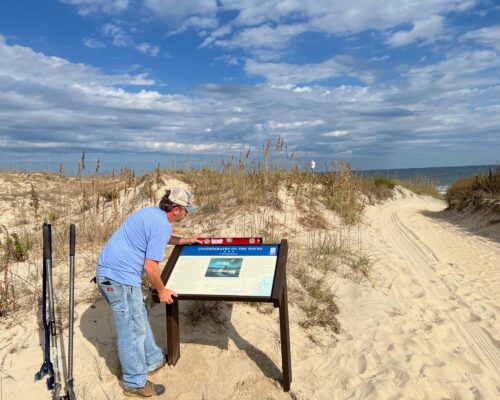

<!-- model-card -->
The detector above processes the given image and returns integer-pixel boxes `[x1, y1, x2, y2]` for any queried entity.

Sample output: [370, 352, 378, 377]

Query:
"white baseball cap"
[169, 188, 196, 214]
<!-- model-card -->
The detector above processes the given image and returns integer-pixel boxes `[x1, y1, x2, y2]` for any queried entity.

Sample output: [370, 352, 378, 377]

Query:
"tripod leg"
[66, 224, 76, 399]
[44, 224, 61, 399]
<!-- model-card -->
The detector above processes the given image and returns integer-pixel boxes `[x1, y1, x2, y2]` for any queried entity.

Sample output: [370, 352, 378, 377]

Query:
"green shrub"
[99, 188, 119, 202]
[373, 176, 397, 189]
[359, 178, 394, 202]
[1, 231, 32, 262]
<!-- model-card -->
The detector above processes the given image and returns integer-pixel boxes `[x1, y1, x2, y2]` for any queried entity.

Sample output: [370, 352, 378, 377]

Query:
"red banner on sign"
[198, 237, 263, 245]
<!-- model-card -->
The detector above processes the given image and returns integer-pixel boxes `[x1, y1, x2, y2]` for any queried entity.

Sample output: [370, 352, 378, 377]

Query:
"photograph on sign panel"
[205, 258, 243, 277]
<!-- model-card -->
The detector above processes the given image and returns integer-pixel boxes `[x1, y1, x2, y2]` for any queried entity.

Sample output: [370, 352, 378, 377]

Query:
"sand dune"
[1, 191, 499, 399]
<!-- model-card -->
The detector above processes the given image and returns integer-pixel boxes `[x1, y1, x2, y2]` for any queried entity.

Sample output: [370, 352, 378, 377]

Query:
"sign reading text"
[166, 245, 279, 297]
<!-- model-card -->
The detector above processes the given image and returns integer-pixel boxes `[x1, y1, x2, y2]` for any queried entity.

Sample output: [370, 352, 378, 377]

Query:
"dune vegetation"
[445, 167, 500, 213]
[0, 141, 370, 330]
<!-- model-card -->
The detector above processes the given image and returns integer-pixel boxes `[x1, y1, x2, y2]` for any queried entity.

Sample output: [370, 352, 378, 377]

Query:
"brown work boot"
[148, 357, 167, 376]
[123, 381, 165, 398]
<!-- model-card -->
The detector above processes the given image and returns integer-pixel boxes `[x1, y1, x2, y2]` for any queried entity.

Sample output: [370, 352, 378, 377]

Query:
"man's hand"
[183, 236, 203, 244]
[169, 236, 203, 245]
[158, 288, 178, 304]
[144, 258, 177, 304]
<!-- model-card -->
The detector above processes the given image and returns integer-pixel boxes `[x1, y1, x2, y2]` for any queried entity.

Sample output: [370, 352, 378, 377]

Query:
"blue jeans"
[97, 276, 164, 389]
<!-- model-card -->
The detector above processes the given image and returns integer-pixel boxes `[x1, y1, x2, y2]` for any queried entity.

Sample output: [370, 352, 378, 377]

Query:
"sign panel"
[166, 245, 279, 297]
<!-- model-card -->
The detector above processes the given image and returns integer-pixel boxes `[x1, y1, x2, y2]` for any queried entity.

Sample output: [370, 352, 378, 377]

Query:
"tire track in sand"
[382, 205, 500, 375]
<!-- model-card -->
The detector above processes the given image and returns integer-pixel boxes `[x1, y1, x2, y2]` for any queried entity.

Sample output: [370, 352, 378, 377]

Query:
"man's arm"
[168, 235, 202, 245]
[143, 258, 177, 304]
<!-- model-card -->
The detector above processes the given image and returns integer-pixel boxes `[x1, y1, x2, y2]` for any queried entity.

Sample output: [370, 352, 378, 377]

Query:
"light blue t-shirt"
[97, 207, 171, 286]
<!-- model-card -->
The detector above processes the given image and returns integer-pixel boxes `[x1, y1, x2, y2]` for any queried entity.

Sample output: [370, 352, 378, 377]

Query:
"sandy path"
[342, 195, 500, 399]
[381, 201, 500, 373]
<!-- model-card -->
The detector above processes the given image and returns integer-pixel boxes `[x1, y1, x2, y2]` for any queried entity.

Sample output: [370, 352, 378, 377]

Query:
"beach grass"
[0, 142, 382, 329]
[445, 167, 500, 212]
[397, 176, 441, 198]
[362, 175, 440, 199]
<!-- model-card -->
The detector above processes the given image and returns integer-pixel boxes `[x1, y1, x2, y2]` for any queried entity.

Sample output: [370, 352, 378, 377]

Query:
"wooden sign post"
[153, 239, 291, 391]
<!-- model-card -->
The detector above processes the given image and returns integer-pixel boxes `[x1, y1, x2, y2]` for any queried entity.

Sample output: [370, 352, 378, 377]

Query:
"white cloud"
[269, 120, 324, 130]
[60, 0, 131, 15]
[126, 74, 156, 86]
[463, 26, 500, 51]
[182, 15, 218, 30]
[101, 23, 160, 56]
[141, 141, 220, 152]
[214, 54, 239, 65]
[406, 49, 500, 90]
[0, 36, 154, 87]
[246, 58, 343, 84]
[82, 37, 105, 48]
[224, 117, 242, 125]
[215, 23, 308, 53]
[136, 42, 160, 57]
[168, 15, 219, 36]
[102, 23, 133, 47]
[144, 0, 217, 20]
[245, 58, 374, 85]
[387, 15, 444, 47]
[322, 130, 349, 137]
[293, 86, 311, 93]
[200, 25, 232, 47]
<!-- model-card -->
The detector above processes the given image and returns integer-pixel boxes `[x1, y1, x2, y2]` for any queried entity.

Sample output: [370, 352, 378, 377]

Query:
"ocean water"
[357, 165, 497, 194]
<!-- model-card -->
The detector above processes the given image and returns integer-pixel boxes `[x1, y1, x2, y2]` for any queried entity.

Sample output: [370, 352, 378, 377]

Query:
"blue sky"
[0, 0, 499, 172]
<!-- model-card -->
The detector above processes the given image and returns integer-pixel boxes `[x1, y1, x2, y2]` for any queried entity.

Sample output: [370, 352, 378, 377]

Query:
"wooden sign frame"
[153, 239, 291, 391]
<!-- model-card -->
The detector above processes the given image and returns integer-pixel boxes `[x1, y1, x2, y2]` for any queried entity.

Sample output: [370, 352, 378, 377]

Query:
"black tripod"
[35, 224, 77, 400]
[34, 223, 55, 390]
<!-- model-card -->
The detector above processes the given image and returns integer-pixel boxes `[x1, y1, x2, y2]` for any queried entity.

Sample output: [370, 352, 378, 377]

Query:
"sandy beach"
[331, 194, 500, 399]
[1, 184, 499, 400]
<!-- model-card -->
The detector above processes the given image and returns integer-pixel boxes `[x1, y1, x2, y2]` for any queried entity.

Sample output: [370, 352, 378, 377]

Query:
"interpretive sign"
[153, 239, 292, 391]
[167, 244, 279, 297]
